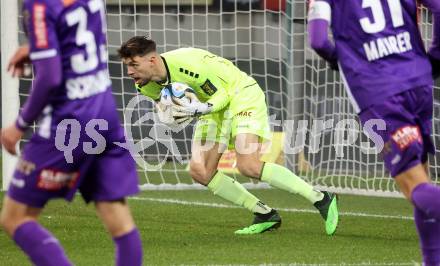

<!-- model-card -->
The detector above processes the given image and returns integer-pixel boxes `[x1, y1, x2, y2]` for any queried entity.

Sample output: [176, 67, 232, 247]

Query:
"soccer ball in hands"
[156, 82, 199, 129]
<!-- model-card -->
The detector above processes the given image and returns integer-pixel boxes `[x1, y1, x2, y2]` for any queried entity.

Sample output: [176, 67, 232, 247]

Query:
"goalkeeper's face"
[123, 54, 162, 86]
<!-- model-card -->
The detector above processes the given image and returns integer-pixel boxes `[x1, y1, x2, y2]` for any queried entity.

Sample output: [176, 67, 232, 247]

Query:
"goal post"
[1, 0, 20, 191]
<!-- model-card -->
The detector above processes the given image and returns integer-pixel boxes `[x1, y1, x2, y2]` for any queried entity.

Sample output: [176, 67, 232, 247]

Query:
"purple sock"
[113, 228, 143, 266]
[412, 183, 440, 219]
[414, 207, 440, 266]
[13, 221, 72, 266]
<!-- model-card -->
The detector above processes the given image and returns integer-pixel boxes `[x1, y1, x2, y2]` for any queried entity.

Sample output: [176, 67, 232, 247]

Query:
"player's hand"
[7, 45, 31, 78]
[172, 95, 212, 118]
[0, 124, 24, 155]
[429, 54, 440, 79]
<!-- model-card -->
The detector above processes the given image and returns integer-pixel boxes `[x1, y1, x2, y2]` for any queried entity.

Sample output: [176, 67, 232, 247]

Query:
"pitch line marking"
[129, 196, 414, 220]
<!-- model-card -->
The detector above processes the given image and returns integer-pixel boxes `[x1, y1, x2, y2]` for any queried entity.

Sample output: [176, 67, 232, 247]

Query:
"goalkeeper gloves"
[429, 54, 440, 79]
[172, 98, 212, 118]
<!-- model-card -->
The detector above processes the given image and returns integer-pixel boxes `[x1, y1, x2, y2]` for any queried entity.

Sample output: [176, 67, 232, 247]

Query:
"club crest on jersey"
[33, 3, 48, 48]
[200, 79, 217, 96]
[391, 125, 422, 150]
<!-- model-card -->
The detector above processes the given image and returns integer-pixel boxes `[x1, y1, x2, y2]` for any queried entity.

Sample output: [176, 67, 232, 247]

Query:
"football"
[161, 82, 197, 104]
[156, 82, 198, 129]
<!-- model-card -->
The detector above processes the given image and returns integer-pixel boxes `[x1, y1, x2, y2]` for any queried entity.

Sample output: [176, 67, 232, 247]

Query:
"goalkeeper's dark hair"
[118, 36, 156, 59]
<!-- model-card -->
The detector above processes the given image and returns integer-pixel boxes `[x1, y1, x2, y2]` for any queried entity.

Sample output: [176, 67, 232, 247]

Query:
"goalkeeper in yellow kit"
[118, 36, 339, 235]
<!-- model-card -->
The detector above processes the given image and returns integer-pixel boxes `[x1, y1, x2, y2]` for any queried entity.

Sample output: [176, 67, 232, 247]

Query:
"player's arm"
[136, 82, 165, 115]
[16, 57, 62, 132]
[421, 0, 440, 78]
[1, 2, 61, 154]
[307, 0, 338, 70]
[16, 2, 62, 132]
[172, 58, 230, 117]
[136, 82, 162, 102]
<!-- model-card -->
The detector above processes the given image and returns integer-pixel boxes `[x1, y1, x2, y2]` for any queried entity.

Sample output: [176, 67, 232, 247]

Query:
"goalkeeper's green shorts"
[193, 79, 271, 149]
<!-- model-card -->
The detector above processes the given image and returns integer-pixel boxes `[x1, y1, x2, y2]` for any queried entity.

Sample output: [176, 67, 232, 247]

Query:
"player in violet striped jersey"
[0, 1, 142, 265]
[308, 0, 440, 264]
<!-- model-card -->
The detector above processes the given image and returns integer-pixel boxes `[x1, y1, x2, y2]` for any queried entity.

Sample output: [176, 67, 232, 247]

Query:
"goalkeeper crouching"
[118, 36, 339, 235]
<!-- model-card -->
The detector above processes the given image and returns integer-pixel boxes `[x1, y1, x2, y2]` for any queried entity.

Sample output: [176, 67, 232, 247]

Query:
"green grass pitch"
[0, 189, 420, 265]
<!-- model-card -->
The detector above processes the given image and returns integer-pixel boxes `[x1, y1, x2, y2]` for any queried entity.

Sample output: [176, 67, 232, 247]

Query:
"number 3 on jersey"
[65, 0, 106, 74]
[360, 0, 404, 34]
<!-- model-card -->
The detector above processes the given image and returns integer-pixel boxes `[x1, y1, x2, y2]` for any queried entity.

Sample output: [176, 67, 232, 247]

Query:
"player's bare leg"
[395, 164, 430, 201]
[0, 196, 72, 265]
[189, 141, 225, 185]
[95, 200, 142, 266]
[395, 163, 440, 265]
[234, 133, 339, 235]
[189, 140, 276, 234]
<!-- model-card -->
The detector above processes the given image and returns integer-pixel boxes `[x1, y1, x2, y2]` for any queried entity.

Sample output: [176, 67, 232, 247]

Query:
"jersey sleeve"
[23, 0, 60, 62]
[197, 57, 232, 113]
[136, 82, 162, 101]
[307, 0, 337, 66]
[16, 0, 62, 130]
[307, 0, 332, 23]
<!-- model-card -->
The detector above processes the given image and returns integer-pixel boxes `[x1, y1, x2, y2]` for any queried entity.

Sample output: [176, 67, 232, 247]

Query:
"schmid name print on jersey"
[363, 31, 412, 61]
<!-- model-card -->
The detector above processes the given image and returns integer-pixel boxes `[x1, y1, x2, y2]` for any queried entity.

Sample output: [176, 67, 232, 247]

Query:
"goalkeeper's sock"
[412, 183, 440, 219]
[261, 162, 324, 204]
[414, 207, 440, 266]
[113, 228, 143, 266]
[13, 221, 72, 266]
[208, 171, 271, 214]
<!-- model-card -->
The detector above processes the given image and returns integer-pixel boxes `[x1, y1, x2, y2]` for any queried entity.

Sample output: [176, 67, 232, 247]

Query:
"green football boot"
[234, 209, 282, 235]
[314, 191, 339, 236]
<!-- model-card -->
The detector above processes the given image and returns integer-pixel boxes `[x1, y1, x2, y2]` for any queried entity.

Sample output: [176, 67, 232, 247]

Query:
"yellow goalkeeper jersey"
[135, 47, 257, 112]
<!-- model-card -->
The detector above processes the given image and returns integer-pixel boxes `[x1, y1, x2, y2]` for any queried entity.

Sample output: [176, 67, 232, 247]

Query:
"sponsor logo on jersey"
[200, 79, 217, 96]
[391, 125, 422, 150]
[237, 111, 253, 117]
[33, 3, 48, 48]
[37, 169, 79, 191]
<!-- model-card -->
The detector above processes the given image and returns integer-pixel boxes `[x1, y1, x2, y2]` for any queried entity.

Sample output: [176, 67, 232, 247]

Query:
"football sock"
[113, 228, 143, 266]
[208, 171, 271, 214]
[261, 162, 324, 204]
[412, 183, 440, 219]
[414, 207, 440, 266]
[13, 221, 72, 266]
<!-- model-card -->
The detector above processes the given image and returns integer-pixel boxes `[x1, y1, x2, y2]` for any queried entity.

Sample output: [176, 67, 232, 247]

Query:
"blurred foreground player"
[308, 0, 440, 264]
[0, 0, 142, 265]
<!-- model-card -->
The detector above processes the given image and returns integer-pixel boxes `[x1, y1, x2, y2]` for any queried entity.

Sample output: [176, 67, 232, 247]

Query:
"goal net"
[2, 0, 439, 197]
